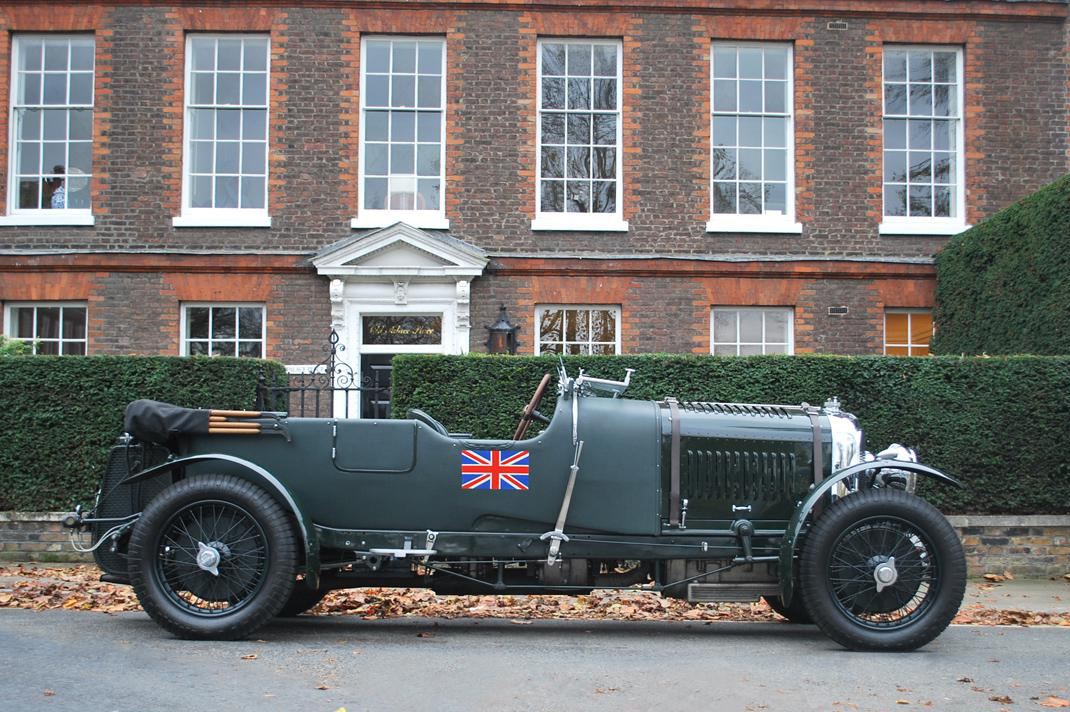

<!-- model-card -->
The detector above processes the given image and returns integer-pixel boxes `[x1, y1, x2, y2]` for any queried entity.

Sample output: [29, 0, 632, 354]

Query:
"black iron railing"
[255, 330, 390, 418]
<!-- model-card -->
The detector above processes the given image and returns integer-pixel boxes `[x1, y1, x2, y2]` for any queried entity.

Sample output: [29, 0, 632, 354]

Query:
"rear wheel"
[128, 475, 298, 640]
[763, 594, 812, 624]
[800, 488, 965, 651]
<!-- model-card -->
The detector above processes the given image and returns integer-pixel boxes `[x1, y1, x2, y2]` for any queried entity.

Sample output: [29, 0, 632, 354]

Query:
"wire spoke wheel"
[154, 500, 269, 616]
[129, 475, 297, 640]
[827, 517, 936, 630]
[800, 488, 966, 651]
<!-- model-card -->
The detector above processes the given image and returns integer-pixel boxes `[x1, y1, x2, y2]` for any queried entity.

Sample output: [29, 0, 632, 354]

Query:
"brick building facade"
[0, 1, 1067, 415]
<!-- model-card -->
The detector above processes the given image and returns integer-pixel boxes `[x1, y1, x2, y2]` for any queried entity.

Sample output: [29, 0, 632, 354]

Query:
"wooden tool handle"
[210, 409, 262, 418]
[207, 421, 261, 429]
[208, 426, 262, 435]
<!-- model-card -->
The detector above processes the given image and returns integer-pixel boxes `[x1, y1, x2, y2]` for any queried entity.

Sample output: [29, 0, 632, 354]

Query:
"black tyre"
[763, 594, 813, 624]
[800, 488, 965, 651]
[278, 584, 328, 617]
[128, 475, 298, 640]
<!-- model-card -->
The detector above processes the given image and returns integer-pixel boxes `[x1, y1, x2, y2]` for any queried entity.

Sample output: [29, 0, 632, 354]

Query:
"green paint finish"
[173, 393, 830, 546]
[181, 394, 660, 537]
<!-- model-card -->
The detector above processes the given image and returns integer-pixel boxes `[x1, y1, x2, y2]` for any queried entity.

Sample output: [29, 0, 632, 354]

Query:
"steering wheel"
[513, 373, 553, 441]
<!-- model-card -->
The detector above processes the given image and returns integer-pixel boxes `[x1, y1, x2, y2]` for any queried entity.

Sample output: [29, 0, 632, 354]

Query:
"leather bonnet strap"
[667, 397, 681, 527]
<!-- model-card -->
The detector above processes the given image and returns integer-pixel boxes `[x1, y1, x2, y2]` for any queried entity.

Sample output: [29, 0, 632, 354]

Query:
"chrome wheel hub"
[196, 541, 222, 577]
[873, 557, 897, 593]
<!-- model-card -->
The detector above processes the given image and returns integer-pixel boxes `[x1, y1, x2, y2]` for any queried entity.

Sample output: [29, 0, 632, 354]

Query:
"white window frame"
[180, 302, 267, 357]
[706, 41, 801, 235]
[173, 34, 272, 229]
[1, 34, 96, 227]
[534, 304, 622, 355]
[3, 301, 88, 354]
[532, 38, 627, 233]
[879, 45, 968, 236]
[883, 308, 933, 355]
[710, 306, 794, 355]
[352, 36, 448, 231]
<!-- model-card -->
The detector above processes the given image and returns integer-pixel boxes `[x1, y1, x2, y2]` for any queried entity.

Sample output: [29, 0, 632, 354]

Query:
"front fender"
[123, 453, 320, 588]
[778, 459, 963, 605]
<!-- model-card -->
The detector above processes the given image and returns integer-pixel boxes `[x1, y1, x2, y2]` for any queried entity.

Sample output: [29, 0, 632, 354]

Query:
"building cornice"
[488, 255, 938, 280]
[0, 250, 937, 280]
[9, 0, 1066, 22]
[0, 252, 310, 273]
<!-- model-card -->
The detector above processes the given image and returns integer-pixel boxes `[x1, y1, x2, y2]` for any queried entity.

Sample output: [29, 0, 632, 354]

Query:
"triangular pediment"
[352, 242, 452, 268]
[312, 222, 488, 278]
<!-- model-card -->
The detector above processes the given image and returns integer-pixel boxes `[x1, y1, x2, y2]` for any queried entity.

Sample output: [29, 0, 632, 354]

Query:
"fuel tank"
[658, 401, 831, 528]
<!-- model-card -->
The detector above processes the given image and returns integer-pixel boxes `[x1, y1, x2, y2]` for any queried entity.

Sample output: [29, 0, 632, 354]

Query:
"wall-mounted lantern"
[486, 304, 519, 354]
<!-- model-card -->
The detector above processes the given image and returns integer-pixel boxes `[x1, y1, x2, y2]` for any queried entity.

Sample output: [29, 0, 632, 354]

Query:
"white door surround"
[311, 222, 488, 417]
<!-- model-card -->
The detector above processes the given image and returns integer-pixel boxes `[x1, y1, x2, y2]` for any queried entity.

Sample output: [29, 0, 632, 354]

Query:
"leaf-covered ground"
[2, 565, 1070, 627]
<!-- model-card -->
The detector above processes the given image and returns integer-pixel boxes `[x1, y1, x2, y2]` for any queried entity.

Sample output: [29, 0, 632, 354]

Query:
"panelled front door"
[360, 353, 394, 418]
[355, 312, 445, 419]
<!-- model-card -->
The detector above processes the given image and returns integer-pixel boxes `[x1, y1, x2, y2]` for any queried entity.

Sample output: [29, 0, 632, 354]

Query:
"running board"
[368, 530, 438, 558]
[369, 548, 436, 558]
[687, 583, 779, 603]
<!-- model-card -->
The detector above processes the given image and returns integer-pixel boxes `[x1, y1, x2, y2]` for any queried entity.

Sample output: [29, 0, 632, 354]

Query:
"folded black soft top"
[124, 400, 211, 444]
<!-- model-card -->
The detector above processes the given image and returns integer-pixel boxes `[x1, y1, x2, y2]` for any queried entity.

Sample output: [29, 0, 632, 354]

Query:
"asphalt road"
[2, 609, 1069, 712]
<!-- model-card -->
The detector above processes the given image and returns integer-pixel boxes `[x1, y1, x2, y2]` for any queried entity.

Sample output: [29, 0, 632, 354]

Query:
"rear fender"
[122, 453, 320, 588]
[778, 459, 963, 605]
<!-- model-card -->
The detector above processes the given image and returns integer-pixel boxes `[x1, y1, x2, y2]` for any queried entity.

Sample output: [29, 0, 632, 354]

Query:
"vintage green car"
[66, 363, 966, 650]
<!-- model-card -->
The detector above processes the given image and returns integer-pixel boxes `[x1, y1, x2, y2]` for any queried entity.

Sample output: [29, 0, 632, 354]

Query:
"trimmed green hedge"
[392, 354, 1070, 515]
[933, 172, 1070, 355]
[0, 356, 286, 511]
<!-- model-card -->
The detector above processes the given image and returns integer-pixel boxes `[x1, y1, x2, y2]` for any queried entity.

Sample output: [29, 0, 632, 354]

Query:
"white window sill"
[172, 214, 272, 228]
[0, 213, 95, 226]
[531, 215, 629, 232]
[706, 217, 803, 234]
[878, 220, 970, 236]
[351, 213, 450, 230]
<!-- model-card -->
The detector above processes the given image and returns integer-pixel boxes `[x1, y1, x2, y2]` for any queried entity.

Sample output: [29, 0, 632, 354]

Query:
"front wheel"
[128, 475, 298, 640]
[277, 584, 328, 617]
[800, 488, 965, 651]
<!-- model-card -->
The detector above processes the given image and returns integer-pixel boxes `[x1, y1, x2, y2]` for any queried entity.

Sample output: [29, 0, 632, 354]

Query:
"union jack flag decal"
[461, 450, 530, 490]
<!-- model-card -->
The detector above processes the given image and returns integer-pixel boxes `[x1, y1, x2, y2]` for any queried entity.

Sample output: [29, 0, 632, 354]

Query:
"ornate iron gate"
[255, 330, 391, 418]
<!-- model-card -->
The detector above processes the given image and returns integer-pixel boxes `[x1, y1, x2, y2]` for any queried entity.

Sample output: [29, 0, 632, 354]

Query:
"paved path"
[964, 579, 1070, 614]
[2, 608, 1069, 712]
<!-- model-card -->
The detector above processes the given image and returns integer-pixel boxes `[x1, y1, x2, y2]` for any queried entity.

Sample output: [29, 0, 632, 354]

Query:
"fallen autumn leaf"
[3, 564, 1070, 628]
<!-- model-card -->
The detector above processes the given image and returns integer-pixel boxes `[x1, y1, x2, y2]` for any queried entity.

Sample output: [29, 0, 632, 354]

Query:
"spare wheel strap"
[806, 409, 823, 486]
[667, 398, 681, 527]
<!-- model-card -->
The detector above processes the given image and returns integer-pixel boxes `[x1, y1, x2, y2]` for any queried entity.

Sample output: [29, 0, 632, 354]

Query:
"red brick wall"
[0, 254, 324, 357]
[0, 2, 1063, 254]
[0, 1, 1065, 362]
[470, 257, 935, 355]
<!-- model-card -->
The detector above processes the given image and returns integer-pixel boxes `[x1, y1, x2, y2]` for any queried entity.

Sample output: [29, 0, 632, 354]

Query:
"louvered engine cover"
[659, 401, 830, 525]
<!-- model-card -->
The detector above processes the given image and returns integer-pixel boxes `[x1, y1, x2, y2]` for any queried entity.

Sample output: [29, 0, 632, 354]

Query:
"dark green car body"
[78, 366, 966, 649]
[184, 397, 812, 534]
